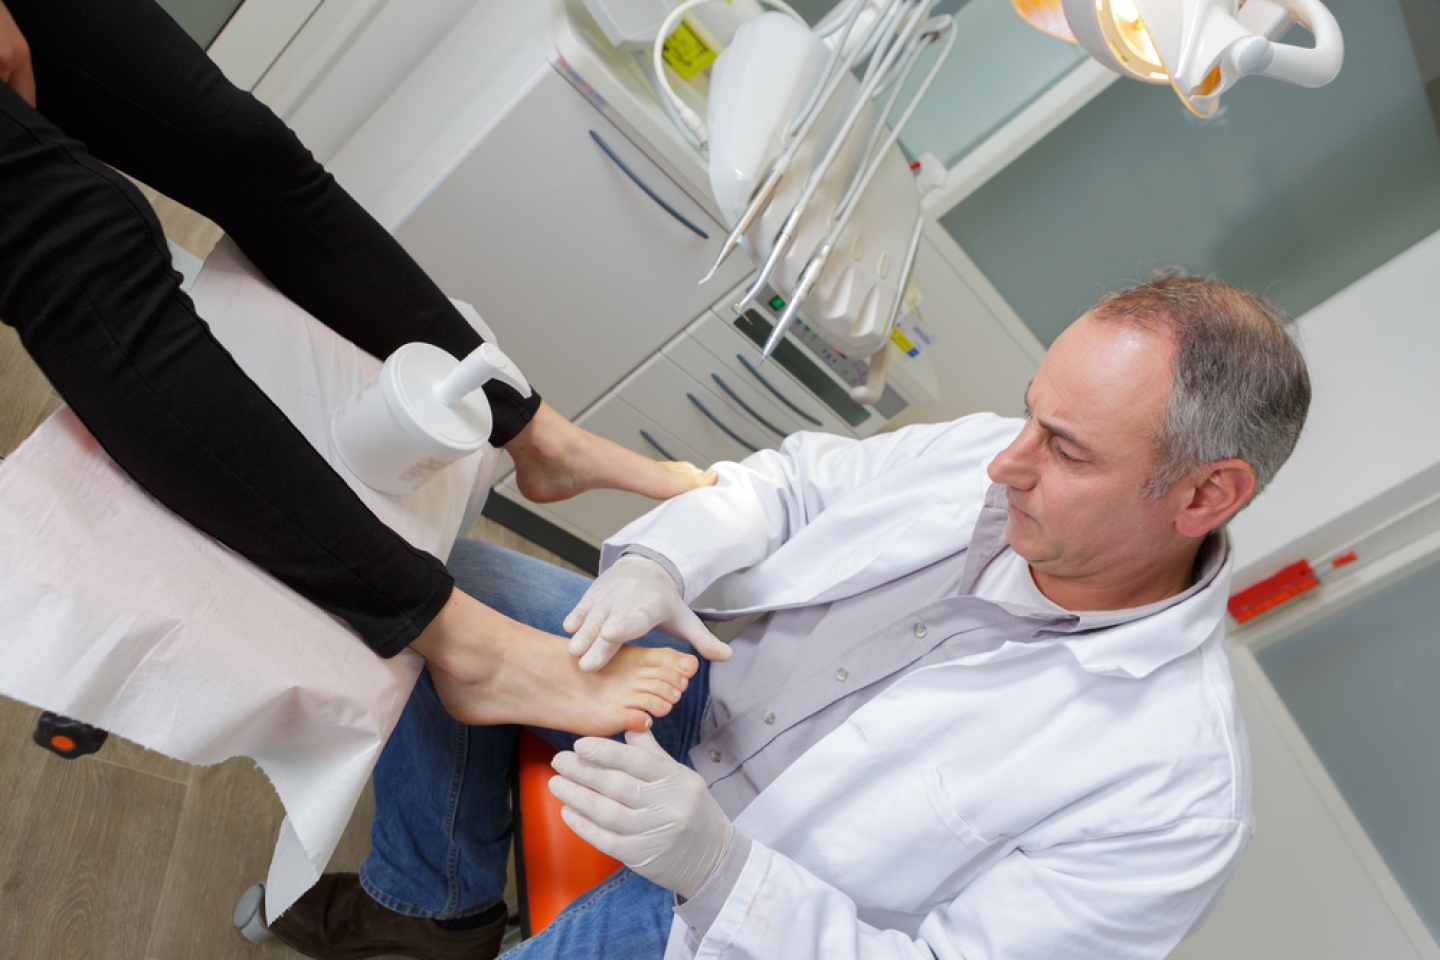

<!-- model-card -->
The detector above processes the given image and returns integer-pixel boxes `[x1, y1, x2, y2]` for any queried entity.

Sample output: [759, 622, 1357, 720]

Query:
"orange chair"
[512, 729, 623, 936]
[229, 728, 622, 945]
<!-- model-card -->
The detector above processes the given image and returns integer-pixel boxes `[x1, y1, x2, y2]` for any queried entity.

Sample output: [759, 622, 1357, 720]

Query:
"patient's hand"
[410, 587, 697, 735]
[0, 2, 35, 108]
[505, 401, 716, 504]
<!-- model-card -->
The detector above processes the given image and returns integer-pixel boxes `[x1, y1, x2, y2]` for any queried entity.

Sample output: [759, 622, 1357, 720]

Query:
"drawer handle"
[736, 354, 822, 426]
[686, 393, 759, 453]
[711, 374, 787, 439]
[589, 130, 709, 240]
[639, 429, 678, 462]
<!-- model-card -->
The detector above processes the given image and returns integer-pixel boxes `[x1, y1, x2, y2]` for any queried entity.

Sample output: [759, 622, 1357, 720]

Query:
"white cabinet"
[388, 66, 752, 419]
[331, 45, 753, 420]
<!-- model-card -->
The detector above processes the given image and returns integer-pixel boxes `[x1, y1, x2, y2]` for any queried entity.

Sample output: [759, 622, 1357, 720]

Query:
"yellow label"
[662, 20, 716, 81]
[891, 327, 916, 354]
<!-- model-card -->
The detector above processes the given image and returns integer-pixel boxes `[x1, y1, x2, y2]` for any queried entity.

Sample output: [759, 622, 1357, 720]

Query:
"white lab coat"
[605, 414, 1252, 960]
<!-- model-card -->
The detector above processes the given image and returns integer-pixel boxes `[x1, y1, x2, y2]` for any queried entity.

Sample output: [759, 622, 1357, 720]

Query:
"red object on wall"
[1227, 559, 1319, 623]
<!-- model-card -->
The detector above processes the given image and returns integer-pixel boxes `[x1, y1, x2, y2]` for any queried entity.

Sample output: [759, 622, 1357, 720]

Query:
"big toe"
[665, 462, 716, 496]
[667, 651, 700, 677]
[622, 709, 656, 732]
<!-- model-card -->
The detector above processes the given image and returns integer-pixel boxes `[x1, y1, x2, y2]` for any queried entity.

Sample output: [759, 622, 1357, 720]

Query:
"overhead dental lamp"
[1012, 0, 1344, 117]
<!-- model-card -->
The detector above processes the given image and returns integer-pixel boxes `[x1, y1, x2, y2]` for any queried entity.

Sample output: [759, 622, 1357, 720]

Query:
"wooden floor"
[0, 189, 578, 959]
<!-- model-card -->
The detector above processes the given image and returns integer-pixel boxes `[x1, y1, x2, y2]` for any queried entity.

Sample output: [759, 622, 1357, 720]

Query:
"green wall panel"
[941, 0, 1440, 344]
[1258, 559, 1440, 940]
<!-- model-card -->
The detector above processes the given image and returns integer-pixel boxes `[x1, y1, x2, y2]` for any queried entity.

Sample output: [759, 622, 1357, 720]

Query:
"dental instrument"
[700, 0, 948, 400]
[766, 14, 955, 368]
[696, 0, 894, 286]
[734, 0, 926, 323]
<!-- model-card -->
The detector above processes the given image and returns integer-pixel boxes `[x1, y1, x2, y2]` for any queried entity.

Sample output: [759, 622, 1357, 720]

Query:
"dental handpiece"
[699, 162, 787, 285]
[731, 203, 805, 319]
[761, 240, 834, 361]
[706, 0, 888, 288]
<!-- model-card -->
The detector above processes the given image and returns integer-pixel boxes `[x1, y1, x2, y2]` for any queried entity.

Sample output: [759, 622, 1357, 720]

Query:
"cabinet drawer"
[666, 336, 803, 441]
[618, 354, 775, 465]
[674, 315, 858, 438]
[690, 309, 875, 436]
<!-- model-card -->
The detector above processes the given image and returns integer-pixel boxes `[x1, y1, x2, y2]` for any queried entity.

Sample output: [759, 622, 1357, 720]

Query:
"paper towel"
[0, 239, 499, 921]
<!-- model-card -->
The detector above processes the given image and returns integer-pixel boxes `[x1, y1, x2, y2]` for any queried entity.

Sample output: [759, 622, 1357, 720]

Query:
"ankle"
[409, 589, 515, 686]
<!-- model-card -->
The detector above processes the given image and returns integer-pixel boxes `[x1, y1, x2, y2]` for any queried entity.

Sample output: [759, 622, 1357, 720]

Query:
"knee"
[202, 87, 326, 192]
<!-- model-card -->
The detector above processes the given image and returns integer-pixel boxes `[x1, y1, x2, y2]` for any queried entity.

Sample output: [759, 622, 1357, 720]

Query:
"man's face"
[987, 313, 1184, 592]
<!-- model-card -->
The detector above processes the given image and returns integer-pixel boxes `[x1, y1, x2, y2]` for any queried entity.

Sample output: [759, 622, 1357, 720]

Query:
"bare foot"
[410, 588, 699, 735]
[507, 402, 717, 504]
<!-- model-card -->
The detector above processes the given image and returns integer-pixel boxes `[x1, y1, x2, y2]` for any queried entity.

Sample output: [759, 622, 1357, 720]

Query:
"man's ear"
[1175, 459, 1256, 538]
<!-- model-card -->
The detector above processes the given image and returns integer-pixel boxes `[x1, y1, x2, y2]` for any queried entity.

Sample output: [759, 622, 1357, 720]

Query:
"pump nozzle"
[434, 343, 532, 407]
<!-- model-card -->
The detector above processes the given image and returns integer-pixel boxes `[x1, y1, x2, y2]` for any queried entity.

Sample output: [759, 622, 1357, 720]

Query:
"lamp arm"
[1231, 0, 1342, 88]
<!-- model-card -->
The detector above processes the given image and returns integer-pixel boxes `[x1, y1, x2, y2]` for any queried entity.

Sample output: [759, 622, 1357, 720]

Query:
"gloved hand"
[563, 554, 732, 672]
[549, 730, 734, 900]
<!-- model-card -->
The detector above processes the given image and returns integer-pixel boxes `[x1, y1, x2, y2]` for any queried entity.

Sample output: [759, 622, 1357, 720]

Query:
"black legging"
[0, 0, 541, 657]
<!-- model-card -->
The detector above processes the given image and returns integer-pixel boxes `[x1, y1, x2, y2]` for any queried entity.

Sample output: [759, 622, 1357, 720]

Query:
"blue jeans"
[361, 540, 711, 957]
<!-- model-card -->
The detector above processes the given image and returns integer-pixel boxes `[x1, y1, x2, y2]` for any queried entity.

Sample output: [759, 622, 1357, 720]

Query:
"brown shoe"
[268, 873, 506, 960]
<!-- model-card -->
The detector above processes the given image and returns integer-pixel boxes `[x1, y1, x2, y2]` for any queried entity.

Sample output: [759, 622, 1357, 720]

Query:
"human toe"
[622, 709, 656, 732]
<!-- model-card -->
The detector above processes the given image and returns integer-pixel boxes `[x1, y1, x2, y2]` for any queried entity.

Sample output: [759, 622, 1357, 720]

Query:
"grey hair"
[1089, 275, 1310, 501]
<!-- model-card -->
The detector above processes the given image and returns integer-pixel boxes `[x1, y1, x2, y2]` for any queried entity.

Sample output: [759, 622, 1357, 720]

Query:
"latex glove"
[549, 730, 734, 900]
[0, 2, 35, 107]
[563, 554, 732, 672]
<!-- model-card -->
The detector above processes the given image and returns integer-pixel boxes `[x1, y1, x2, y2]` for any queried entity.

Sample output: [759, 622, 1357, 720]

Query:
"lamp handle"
[1236, 0, 1343, 89]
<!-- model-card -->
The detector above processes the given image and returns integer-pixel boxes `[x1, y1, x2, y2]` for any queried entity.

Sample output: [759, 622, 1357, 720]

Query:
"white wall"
[1230, 228, 1440, 587]
[1170, 648, 1439, 959]
[247, 0, 478, 163]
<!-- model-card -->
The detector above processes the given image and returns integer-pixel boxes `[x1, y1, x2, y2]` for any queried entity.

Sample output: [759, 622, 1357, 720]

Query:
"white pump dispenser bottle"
[333, 342, 532, 496]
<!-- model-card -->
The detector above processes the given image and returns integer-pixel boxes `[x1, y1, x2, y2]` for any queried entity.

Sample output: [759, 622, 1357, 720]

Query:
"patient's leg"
[17, 0, 711, 515]
[362, 540, 710, 942]
[411, 541, 703, 737]
[509, 868, 675, 959]
[417, 606, 696, 736]
[506, 401, 716, 504]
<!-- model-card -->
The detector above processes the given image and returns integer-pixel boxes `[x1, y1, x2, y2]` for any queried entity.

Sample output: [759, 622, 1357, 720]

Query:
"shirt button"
[913, 623, 928, 638]
[710, 750, 722, 763]
[836, 668, 849, 682]
[764, 710, 776, 724]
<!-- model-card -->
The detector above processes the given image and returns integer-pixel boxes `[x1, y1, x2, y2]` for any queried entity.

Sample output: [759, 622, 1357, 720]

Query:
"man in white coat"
[543, 272, 1310, 960]
[273, 274, 1310, 960]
